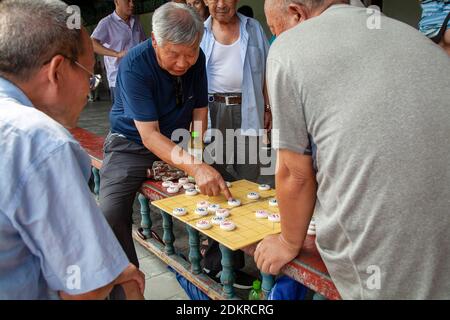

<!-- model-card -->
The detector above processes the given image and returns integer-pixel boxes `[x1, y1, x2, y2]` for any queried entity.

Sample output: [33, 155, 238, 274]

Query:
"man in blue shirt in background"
[0, 0, 144, 299]
[99, 2, 232, 269]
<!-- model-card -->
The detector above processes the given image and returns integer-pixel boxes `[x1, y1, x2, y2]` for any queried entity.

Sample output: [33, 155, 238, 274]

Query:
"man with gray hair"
[99, 2, 232, 268]
[0, 0, 145, 299]
[256, 0, 450, 299]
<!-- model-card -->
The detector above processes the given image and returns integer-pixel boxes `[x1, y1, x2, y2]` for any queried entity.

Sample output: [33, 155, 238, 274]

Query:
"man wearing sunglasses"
[0, 0, 145, 299]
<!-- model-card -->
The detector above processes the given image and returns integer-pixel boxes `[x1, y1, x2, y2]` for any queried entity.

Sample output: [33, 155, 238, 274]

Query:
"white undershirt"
[208, 37, 243, 93]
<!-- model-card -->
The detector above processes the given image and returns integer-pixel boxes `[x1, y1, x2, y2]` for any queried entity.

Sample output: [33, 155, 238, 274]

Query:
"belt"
[209, 94, 242, 106]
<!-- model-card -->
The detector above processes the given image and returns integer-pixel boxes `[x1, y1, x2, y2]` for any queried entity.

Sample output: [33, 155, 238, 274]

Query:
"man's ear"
[46, 55, 65, 87]
[287, 3, 308, 24]
[151, 32, 158, 49]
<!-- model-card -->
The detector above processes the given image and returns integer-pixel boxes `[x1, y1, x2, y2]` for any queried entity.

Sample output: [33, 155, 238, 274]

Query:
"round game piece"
[220, 220, 236, 231]
[207, 204, 220, 213]
[178, 177, 189, 185]
[197, 201, 209, 209]
[225, 181, 232, 188]
[196, 220, 212, 230]
[183, 183, 195, 190]
[194, 208, 208, 217]
[162, 181, 172, 188]
[227, 198, 241, 207]
[172, 208, 187, 216]
[185, 188, 198, 196]
[195, 184, 200, 192]
[215, 208, 230, 218]
[268, 214, 281, 223]
[247, 192, 260, 200]
[167, 186, 180, 194]
[255, 210, 269, 219]
[268, 198, 278, 207]
[169, 181, 180, 188]
[211, 216, 225, 225]
[258, 184, 271, 191]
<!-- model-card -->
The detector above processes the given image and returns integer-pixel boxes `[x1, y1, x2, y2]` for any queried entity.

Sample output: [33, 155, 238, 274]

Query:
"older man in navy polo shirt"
[99, 2, 232, 268]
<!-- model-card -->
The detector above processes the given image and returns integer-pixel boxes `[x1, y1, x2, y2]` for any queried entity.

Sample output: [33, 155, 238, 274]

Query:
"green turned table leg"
[160, 209, 175, 255]
[313, 292, 327, 300]
[261, 273, 275, 300]
[186, 226, 202, 274]
[219, 244, 235, 299]
[138, 194, 152, 239]
[92, 167, 100, 198]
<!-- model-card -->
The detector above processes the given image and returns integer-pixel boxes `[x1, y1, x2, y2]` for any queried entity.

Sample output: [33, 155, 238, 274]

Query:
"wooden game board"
[151, 180, 281, 251]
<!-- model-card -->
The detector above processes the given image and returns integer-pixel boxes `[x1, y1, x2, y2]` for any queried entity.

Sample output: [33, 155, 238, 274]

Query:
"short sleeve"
[194, 52, 209, 108]
[91, 18, 110, 45]
[267, 58, 312, 155]
[11, 142, 129, 295]
[119, 61, 159, 122]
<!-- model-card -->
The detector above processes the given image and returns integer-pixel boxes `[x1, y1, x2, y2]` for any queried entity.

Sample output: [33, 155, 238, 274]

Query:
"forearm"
[59, 283, 113, 300]
[143, 131, 201, 176]
[276, 162, 317, 250]
[192, 107, 208, 140]
[92, 39, 119, 58]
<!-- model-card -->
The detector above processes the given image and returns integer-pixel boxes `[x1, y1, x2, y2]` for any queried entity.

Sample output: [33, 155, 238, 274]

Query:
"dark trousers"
[99, 133, 158, 267]
[110, 87, 116, 105]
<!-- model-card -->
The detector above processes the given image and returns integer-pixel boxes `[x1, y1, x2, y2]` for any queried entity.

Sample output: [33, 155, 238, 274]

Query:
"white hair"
[152, 2, 204, 47]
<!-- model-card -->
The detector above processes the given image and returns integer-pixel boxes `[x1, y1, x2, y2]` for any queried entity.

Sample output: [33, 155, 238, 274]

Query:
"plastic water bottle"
[248, 280, 263, 300]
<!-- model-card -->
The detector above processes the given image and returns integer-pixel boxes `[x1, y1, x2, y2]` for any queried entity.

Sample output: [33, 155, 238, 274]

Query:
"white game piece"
[307, 229, 316, 236]
[194, 208, 208, 217]
[215, 208, 230, 218]
[197, 201, 209, 209]
[178, 177, 189, 185]
[196, 220, 212, 230]
[258, 184, 271, 191]
[255, 210, 269, 219]
[185, 188, 198, 196]
[268, 198, 278, 207]
[225, 181, 232, 188]
[183, 183, 195, 190]
[188, 176, 196, 184]
[169, 181, 180, 188]
[162, 181, 172, 188]
[268, 214, 281, 223]
[172, 208, 187, 216]
[227, 198, 241, 207]
[220, 221, 236, 231]
[167, 186, 180, 194]
[207, 204, 220, 213]
[247, 192, 260, 200]
[211, 216, 225, 225]
[195, 184, 200, 192]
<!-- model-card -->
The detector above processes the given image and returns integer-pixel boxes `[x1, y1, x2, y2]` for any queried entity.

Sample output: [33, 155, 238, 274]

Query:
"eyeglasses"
[43, 55, 102, 91]
[71, 60, 102, 91]
[174, 76, 183, 108]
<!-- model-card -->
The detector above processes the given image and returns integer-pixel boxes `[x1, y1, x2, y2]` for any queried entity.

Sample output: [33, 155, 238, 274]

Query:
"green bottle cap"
[252, 279, 261, 290]
[191, 131, 199, 138]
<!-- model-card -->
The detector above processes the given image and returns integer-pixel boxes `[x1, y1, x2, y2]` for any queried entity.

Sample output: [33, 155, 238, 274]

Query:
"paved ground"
[78, 93, 274, 300]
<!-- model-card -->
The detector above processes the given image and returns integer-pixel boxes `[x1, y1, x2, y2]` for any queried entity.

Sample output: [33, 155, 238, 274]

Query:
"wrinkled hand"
[114, 263, 145, 295]
[264, 111, 272, 132]
[254, 234, 300, 275]
[193, 164, 232, 199]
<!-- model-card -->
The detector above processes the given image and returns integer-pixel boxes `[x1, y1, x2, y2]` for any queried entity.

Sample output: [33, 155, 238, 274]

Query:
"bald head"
[264, 0, 349, 36]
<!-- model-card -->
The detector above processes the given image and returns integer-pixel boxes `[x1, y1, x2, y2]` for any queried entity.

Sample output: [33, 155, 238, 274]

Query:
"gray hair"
[152, 2, 204, 47]
[0, 0, 83, 81]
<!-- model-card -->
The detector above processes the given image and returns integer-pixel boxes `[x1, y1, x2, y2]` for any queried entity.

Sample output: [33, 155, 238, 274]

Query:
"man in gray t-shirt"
[255, 1, 450, 299]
